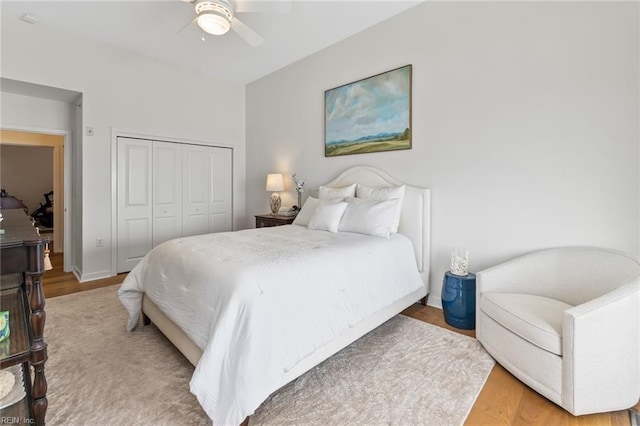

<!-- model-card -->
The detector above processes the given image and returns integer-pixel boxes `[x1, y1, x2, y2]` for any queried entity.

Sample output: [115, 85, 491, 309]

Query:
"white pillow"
[318, 184, 356, 200]
[307, 201, 348, 233]
[292, 197, 321, 226]
[356, 184, 405, 234]
[339, 197, 400, 238]
[293, 197, 343, 226]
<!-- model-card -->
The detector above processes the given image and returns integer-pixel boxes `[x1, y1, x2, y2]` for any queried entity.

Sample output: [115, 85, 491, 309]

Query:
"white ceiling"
[1, 1, 423, 84]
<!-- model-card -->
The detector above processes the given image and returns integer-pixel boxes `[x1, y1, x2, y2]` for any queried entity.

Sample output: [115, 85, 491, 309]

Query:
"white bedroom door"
[153, 141, 183, 247]
[117, 137, 153, 273]
[208, 147, 232, 233]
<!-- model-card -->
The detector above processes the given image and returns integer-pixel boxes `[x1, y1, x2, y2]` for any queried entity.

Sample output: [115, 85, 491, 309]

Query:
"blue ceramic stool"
[441, 271, 476, 330]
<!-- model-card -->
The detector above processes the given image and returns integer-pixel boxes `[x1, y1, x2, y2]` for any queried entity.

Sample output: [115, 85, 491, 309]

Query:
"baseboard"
[71, 266, 113, 285]
[72, 266, 82, 282]
[78, 270, 112, 283]
[427, 295, 442, 309]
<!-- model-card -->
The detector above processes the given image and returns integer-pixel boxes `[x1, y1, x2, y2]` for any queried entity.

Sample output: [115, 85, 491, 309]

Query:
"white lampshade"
[265, 173, 285, 192]
[197, 12, 231, 35]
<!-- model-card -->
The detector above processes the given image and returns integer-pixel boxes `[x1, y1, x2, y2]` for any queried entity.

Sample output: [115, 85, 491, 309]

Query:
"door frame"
[1, 125, 73, 273]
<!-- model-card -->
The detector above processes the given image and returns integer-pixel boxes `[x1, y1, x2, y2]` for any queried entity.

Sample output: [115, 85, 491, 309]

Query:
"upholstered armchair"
[476, 247, 640, 416]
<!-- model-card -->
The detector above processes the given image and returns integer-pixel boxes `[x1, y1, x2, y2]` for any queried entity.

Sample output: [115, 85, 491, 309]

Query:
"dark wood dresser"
[0, 209, 48, 425]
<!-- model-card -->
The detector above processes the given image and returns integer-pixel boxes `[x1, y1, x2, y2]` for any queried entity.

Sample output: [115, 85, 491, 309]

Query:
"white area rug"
[44, 286, 494, 425]
[250, 315, 495, 426]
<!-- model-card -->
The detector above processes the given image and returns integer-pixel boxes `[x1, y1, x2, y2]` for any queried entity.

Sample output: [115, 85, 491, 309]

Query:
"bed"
[118, 166, 431, 425]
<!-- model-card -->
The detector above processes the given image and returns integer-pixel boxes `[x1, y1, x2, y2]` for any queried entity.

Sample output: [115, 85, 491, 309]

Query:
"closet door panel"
[118, 138, 233, 274]
[153, 141, 183, 246]
[183, 145, 210, 237]
[117, 137, 153, 273]
[208, 147, 233, 233]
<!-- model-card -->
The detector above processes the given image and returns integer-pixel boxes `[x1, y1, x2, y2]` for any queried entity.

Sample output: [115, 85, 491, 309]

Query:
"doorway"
[0, 129, 70, 272]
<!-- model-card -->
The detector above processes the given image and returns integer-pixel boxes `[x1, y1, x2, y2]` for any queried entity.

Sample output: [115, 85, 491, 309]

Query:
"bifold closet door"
[118, 139, 233, 272]
[153, 141, 183, 246]
[208, 147, 232, 233]
[182, 144, 210, 237]
[117, 137, 153, 273]
[183, 145, 233, 236]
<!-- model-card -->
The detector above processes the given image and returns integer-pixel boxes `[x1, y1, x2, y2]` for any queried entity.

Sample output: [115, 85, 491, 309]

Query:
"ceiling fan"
[179, 0, 291, 47]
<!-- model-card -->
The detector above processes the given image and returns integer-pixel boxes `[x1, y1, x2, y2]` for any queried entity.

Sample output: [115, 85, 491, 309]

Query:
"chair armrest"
[562, 278, 640, 414]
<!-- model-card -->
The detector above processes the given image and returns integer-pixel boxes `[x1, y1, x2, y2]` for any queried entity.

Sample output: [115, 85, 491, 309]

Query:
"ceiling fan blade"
[234, 0, 292, 14]
[231, 17, 265, 47]
[176, 17, 197, 36]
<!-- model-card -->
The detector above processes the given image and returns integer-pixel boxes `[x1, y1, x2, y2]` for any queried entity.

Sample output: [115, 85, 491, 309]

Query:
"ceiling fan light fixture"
[195, 0, 233, 35]
[197, 12, 230, 35]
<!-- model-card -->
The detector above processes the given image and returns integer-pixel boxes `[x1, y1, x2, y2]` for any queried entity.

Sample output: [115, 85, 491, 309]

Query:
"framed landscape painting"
[324, 64, 412, 157]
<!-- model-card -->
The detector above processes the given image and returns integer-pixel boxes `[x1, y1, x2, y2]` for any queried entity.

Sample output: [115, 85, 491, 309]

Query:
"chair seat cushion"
[480, 292, 573, 355]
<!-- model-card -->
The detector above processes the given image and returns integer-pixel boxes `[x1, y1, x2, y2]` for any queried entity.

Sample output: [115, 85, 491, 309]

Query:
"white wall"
[1, 16, 246, 280]
[1, 91, 74, 130]
[73, 96, 83, 273]
[246, 2, 640, 307]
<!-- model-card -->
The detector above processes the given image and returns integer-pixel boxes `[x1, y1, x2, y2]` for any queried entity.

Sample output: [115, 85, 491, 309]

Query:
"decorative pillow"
[292, 197, 321, 226]
[356, 184, 405, 234]
[318, 184, 356, 200]
[307, 201, 348, 233]
[339, 197, 400, 238]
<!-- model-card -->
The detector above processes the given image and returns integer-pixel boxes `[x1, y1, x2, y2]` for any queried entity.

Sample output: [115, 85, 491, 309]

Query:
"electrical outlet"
[96, 238, 104, 247]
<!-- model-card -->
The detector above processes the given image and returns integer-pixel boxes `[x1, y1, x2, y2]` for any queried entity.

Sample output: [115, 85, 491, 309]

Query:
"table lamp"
[266, 173, 284, 214]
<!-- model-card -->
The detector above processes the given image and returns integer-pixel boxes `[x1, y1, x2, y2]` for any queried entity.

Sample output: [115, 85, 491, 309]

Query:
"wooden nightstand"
[255, 214, 295, 228]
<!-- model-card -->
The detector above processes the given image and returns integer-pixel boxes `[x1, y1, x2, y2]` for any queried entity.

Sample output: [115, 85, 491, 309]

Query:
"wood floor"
[44, 251, 636, 425]
[42, 251, 127, 299]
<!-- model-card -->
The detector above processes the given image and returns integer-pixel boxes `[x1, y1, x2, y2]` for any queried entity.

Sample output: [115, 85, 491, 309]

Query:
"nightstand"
[255, 214, 295, 228]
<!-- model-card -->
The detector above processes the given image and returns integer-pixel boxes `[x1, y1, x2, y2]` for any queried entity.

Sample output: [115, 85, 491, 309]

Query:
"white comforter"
[118, 225, 423, 425]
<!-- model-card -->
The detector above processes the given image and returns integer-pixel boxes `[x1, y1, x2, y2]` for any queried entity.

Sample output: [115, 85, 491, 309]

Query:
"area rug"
[43, 285, 494, 425]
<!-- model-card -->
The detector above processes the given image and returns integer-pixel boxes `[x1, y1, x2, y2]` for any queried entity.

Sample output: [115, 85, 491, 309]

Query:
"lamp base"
[270, 192, 281, 215]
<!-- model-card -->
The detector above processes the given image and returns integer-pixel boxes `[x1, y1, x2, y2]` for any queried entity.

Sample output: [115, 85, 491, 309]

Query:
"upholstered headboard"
[317, 166, 431, 290]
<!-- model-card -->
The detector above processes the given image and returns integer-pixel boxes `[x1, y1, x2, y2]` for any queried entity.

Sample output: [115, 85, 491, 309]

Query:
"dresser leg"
[32, 374, 48, 426]
[28, 268, 48, 426]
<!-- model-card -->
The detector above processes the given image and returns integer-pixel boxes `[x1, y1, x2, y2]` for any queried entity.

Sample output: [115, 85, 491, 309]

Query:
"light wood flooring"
[44, 251, 637, 425]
